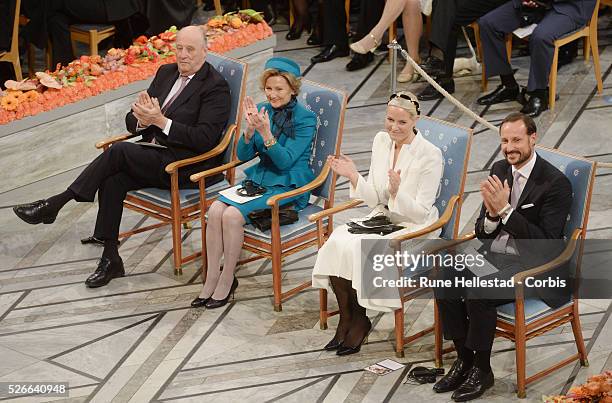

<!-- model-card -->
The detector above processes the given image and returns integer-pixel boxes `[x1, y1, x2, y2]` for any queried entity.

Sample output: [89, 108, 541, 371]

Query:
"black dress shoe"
[417, 78, 455, 101]
[324, 338, 343, 351]
[285, 25, 304, 41]
[520, 94, 548, 118]
[432, 358, 472, 393]
[346, 52, 373, 71]
[13, 199, 58, 225]
[419, 55, 444, 76]
[336, 318, 371, 356]
[451, 367, 494, 402]
[191, 296, 210, 308]
[205, 277, 239, 309]
[307, 32, 322, 46]
[85, 257, 125, 288]
[311, 45, 349, 64]
[477, 85, 519, 105]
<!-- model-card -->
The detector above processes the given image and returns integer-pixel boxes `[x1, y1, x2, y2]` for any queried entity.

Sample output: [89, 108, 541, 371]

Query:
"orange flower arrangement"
[1, 95, 18, 111]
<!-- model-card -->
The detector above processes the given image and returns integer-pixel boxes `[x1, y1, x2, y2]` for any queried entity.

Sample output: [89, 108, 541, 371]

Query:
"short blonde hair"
[260, 69, 302, 94]
[388, 91, 420, 118]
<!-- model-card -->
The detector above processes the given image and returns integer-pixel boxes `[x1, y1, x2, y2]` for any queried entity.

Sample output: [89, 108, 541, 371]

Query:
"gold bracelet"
[264, 137, 277, 148]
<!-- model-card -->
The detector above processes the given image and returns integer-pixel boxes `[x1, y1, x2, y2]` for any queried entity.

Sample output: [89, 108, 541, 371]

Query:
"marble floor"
[1, 14, 612, 403]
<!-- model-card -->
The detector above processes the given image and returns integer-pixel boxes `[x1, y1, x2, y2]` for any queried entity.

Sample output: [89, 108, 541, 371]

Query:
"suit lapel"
[164, 62, 209, 116]
[158, 67, 179, 106]
[516, 155, 542, 208]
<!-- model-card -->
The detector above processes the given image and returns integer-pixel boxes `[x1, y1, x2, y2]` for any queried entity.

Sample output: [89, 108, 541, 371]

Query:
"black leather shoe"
[324, 338, 343, 351]
[336, 318, 371, 356]
[205, 277, 239, 309]
[191, 296, 210, 308]
[417, 78, 455, 101]
[307, 31, 322, 46]
[419, 55, 444, 76]
[85, 257, 125, 288]
[311, 45, 349, 64]
[520, 94, 548, 117]
[477, 85, 519, 105]
[433, 358, 472, 393]
[13, 200, 58, 225]
[451, 367, 494, 402]
[346, 52, 373, 71]
[285, 26, 304, 41]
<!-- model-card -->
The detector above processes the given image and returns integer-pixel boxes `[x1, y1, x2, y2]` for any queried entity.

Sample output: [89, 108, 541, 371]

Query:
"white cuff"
[501, 208, 514, 225]
[162, 118, 172, 135]
[483, 217, 500, 234]
[136, 121, 148, 132]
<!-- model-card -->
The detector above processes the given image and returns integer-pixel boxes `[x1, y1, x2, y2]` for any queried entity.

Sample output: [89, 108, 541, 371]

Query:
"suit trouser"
[430, 0, 508, 76]
[68, 142, 190, 242]
[478, 2, 579, 91]
[434, 252, 519, 351]
[353, 0, 384, 41]
[322, 0, 348, 48]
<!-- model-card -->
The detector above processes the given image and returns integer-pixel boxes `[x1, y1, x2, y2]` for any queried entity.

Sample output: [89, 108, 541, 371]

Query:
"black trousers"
[479, 1, 579, 91]
[434, 252, 520, 351]
[353, 0, 384, 41]
[68, 142, 192, 242]
[48, 0, 136, 66]
[322, 0, 348, 48]
[430, 0, 508, 76]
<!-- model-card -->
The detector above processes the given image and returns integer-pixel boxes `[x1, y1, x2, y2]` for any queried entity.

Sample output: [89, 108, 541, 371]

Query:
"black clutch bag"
[248, 206, 299, 232]
[346, 215, 405, 235]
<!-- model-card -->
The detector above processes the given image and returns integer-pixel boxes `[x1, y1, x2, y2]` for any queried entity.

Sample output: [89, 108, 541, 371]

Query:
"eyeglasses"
[389, 93, 421, 115]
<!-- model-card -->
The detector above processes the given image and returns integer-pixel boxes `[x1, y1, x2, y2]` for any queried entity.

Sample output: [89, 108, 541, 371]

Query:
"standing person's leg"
[346, 0, 384, 71]
[286, 0, 310, 40]
[476, 2, 523, 105]
[423, 0, 458, 75]
[311, 0, 349, 63]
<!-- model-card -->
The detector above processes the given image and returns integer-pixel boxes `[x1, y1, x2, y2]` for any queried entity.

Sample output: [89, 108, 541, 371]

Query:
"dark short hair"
[500, 112, 537, 135]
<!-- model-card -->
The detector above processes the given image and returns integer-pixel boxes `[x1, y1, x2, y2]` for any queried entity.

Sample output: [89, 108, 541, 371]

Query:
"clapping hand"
[328, 154, 359, 186]
[522, 0, 540, 8]
[132, 91, 164, 128]
[388, 169, 401, 198]
[480, 175, 510, 217]
[243, 96, 258, 140]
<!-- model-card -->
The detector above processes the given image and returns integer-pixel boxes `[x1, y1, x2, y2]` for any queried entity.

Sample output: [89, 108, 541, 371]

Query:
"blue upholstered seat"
[125, 53, 246, 209]
[243, 81, 345, 241]
[70, 24, 115, 32]
[495, 147, 596, 322]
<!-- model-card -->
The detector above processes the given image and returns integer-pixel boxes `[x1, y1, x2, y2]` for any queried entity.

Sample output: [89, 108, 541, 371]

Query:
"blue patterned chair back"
[206, 52, 248, 163]
[299, 80, 347, 200]
[417, 117, 472, 240]
[535, 147, 595, 240]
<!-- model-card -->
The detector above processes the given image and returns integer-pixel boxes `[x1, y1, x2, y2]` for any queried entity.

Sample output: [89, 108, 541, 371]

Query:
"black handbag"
[248, 205, 299, 232]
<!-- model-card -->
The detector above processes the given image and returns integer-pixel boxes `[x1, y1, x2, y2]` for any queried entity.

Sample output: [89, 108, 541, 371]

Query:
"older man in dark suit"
[433, 112, 572, 401]
[476, 0, 596, 117]
[13, 26, 231, 288]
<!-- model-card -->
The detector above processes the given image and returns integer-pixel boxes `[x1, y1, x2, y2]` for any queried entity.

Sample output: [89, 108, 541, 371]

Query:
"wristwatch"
[264, 137, 277, 148]
[485, 212, 500, 222]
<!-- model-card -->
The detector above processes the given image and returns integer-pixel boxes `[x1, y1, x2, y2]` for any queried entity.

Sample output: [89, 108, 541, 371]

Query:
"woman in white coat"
[312, 91, 444, 356]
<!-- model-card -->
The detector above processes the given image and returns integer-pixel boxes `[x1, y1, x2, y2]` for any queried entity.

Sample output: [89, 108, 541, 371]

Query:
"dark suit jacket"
[125, 61, 231, 185]
[511, 0, 596, 26]
[475, 154, 573, 306]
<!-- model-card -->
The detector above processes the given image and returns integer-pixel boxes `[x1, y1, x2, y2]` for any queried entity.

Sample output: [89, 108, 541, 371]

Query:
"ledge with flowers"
[0, 11, 275, 195]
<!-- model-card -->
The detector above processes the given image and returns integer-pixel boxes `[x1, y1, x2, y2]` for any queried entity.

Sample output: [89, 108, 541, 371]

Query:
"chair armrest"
[266, 163, 332, 207]
[308, 199, 364, 222]
[166, 124, 237, 174]
[512, 229, 581, 288]
[189, 158, 252, 183]
[393, 195, 461, 242]
[95, 133, 139, 149]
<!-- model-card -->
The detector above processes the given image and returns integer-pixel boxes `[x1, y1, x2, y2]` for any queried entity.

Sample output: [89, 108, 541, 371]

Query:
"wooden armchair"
[0, 0, 22, 81]
[191, 80, 348, 312]
[434, 146, 597, 398]
[95, 53, 247, 275]
[310, 117, 473, 363]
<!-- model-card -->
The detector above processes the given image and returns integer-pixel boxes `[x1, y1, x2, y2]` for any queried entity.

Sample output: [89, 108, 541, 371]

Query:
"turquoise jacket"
[237, 100, 317, 209]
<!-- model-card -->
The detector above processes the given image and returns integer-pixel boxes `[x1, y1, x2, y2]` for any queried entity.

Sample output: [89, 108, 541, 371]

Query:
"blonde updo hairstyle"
[387, 91, 421, 119]
[260, 68, 302, 95]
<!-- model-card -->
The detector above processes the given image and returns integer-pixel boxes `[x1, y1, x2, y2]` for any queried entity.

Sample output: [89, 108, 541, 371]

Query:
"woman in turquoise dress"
[191, 57, 317, 309]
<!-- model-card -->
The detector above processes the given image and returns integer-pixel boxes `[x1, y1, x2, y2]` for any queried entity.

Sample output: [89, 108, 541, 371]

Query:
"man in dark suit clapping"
[433, 112, 572, 401]
[13, 26, 231, 288]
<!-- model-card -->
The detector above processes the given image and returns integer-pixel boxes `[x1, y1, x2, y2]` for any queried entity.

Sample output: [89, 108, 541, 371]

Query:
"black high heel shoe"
[324, 338, 343, 351]
[285, 25, 304, 41]
[205, 277, 239, 309]
[190, 296, 210, 308]
[336, 318, 372, 356]
[307, 31, 321, 46]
